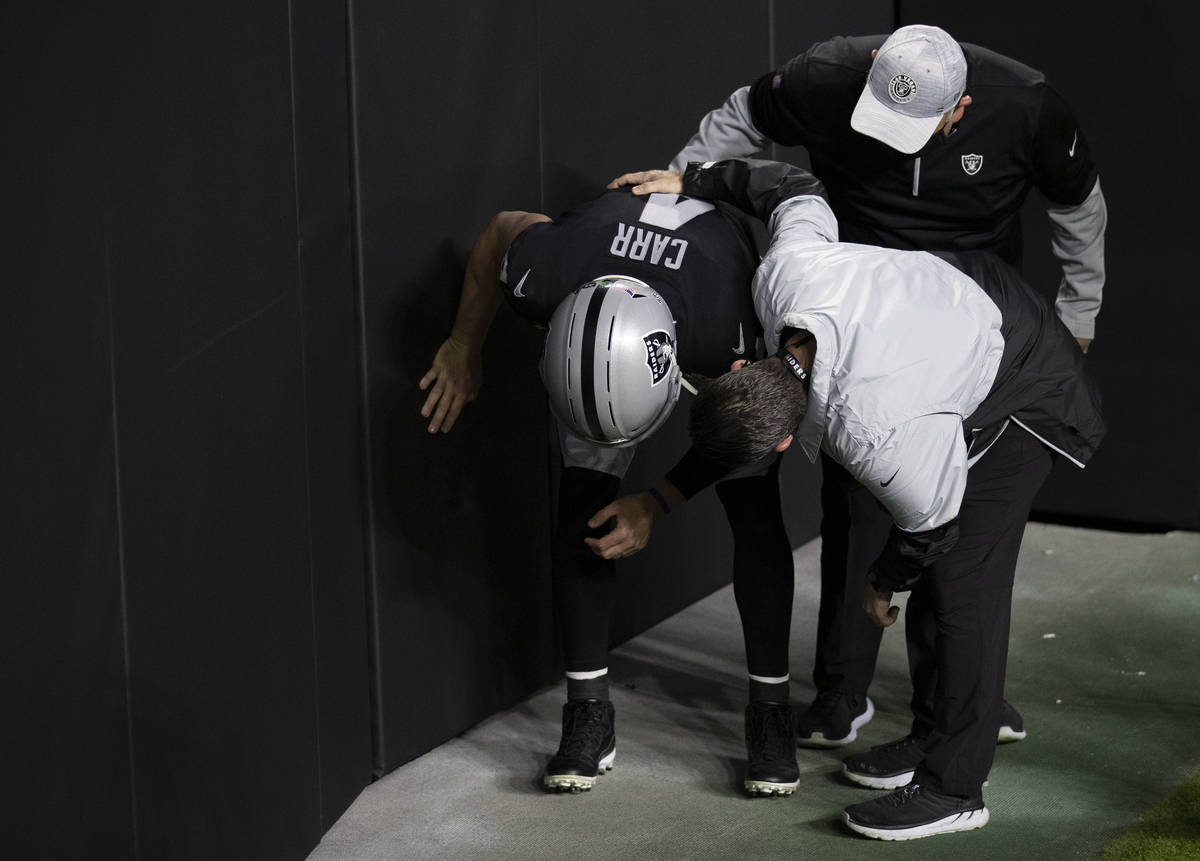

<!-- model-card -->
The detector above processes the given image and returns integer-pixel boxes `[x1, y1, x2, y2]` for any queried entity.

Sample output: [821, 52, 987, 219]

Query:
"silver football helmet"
[540, 276, 682, 447]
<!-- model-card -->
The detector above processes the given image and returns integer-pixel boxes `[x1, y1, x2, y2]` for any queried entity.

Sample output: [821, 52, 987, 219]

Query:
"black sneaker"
[543, 699, 616, 792]
[843, 782, 989, 840]
[796, 690, 874, 748]
[998, 699, 1026, 743]
[842, 735, 925, 789]
[744, 701, 799, 796]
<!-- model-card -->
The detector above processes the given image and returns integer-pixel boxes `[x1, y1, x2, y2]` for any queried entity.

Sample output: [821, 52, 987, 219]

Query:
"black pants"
[813, 453, 892, 694]
[554, 461, 794, 680]
[814, 425, 1052, 693]
[901, 428, 1052, 795]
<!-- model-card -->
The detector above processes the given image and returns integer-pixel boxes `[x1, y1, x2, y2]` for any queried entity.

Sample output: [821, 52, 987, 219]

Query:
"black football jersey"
[500, 188, 763, 378]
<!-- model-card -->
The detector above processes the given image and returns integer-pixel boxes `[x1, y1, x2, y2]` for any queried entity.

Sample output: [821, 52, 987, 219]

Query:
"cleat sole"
[543, 746, 614, 792]
[745, 779, 798, 797]
[544, 776, 594, 792]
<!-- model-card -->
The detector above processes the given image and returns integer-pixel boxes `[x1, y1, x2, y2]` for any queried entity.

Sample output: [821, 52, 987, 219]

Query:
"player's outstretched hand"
[607, 170, 684, 196]
[419, 336, 481, 433]
[584, 492, 659, 560]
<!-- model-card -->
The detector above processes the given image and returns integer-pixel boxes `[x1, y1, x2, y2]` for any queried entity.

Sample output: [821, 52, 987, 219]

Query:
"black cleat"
[844, 782, 988, 840]
[842, 734, 926, 789]
[744, 701, 799, 796]
[997, 699, 1026, 743]
[543, 699, 616, 792]
[796, 689, 874, 748]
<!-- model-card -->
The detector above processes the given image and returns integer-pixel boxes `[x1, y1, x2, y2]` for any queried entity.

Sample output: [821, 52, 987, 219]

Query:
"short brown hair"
[689, 358, 808, 471]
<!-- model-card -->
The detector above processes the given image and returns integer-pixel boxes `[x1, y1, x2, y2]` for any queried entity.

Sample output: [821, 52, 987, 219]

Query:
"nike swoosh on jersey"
[513, 268, 531, 297]
[1068, 131, 1078, 157]
[733, 323, 745, 355]
[880, 468, 901, 488]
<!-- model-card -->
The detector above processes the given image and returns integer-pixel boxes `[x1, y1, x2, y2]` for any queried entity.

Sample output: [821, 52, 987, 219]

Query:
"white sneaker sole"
[843, 767, 991, 791]
[842, 765, 915, 790]
[543, 746, 615, 792]
[744, 778, 799, 797]
[844, 805, 989, 840]
[997, 725, 1027, 743]
[797, 697, 875, 749]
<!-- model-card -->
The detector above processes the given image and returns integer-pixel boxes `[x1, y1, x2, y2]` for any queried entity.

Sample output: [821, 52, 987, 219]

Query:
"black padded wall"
[6, 1, 370, 859]
[5, 5, 136, 858]
[349, 0, 554, 772]
[900, 2, 1200, 530]
[291, 0, 376, 828]
[104, 3, 320, 850]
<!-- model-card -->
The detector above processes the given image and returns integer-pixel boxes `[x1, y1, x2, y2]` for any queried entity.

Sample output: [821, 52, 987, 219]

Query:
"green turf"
[1097, 771, 1200, 860]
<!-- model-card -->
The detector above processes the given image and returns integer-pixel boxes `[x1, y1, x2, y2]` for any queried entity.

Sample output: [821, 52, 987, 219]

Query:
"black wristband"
[646, 487, 671, 516]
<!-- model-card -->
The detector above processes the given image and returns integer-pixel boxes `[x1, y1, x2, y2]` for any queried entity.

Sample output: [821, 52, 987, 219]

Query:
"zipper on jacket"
[912, 157, 921, 197]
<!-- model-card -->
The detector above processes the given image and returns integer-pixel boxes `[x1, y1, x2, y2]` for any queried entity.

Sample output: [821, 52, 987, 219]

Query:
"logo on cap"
[643, 332, 672, 385]
[961, 154, 983, 175]
[888, 74, 917, 103]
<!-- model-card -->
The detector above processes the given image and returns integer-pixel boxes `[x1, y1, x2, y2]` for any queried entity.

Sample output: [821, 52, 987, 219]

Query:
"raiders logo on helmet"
[643, 331, 673, 385]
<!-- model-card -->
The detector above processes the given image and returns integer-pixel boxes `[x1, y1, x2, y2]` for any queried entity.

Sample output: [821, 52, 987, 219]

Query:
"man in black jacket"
[668, 24, 1107, 749]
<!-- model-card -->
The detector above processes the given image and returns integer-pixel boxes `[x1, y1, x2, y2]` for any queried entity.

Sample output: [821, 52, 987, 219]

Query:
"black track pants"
[813, 452, 892, 695]
[906, 427, 1053, 796]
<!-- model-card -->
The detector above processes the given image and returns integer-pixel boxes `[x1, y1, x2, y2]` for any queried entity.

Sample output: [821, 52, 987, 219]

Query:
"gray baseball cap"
[851, 25, 967, 154]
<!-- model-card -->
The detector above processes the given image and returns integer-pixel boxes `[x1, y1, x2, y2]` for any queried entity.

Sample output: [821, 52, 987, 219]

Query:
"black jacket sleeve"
[747, 67, 812, 146]
[682, 159, 829, 224]
[663, 444, 734, 499]
[1032, 85, 1099, 206]
[866, 519, 960, 592]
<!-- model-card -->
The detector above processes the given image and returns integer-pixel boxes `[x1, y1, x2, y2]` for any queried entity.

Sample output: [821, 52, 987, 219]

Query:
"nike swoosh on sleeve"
[513, 269, 531, 297]
[1068, 130, 1078, 157]
[880, 468, 901, 488]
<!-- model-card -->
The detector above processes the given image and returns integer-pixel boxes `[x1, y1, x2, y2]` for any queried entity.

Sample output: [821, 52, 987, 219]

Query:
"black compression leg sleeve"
[715, 458, 793, 680]
[553, 467, 621, 674]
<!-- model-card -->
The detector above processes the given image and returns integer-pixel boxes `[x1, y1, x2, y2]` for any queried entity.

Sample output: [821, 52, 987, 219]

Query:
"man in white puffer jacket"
[603, 159, 1104, 840]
